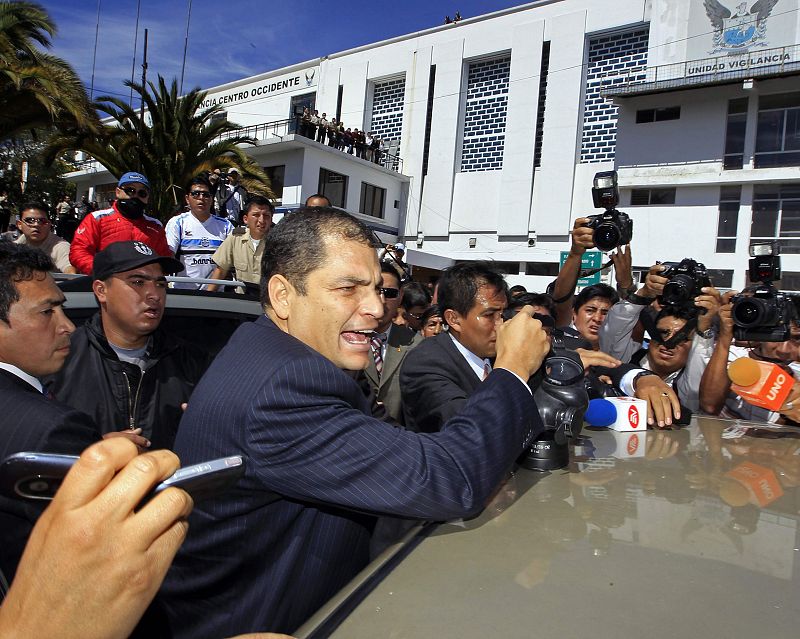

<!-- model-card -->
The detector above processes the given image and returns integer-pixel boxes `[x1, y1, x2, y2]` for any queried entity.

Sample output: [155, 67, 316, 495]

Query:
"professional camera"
[731, 243, 796, 342]
[586, 170, 633, 252]
[520, 348, 588, 472]
[658, 258, 712, 309]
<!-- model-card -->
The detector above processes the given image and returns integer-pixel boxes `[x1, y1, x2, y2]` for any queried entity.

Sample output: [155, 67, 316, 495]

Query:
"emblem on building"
[704, 0, 779, 53]
[305, 68, 315, 86]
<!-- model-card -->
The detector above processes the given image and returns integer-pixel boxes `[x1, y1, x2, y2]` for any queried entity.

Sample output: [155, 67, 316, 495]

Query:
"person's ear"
[92, 279, 108, 305]
[268, 275, 294, 320]
[444, 309, 461, 336]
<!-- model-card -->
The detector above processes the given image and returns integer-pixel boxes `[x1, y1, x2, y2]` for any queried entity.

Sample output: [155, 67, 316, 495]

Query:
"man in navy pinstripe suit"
[160, 208, 550, 638]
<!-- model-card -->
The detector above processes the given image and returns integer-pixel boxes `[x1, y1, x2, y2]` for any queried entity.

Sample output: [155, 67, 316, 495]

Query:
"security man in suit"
[160, 207, 551, 637]
[364, 262, 423, 424]
[0, 243, 102, 583]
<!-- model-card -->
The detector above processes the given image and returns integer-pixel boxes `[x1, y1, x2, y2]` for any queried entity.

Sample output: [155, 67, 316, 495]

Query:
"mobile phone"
[0, 452, 245, 505]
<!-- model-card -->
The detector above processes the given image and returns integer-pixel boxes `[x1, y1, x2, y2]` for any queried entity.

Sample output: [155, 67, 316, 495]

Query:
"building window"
[780, 272, 800, 291]
[533, 42, 550, 169]
[754, 92, 800, 168]
[369, 76, 405, 152]
[716, 185, 741, 253]
[263, 165, 285, 204]
[751, 184, 800, 254]
[359, 182, 385, 219]
[724, 98, 748, 170]
[635, 106, 680, 123]
[210, 111, 228, 125]
[630, 188, 676, 205]
[580, 28, 649, 163]
[460, 56, 510, 172]
[318, 168, 348, 208]
[525, 262, 559, 277]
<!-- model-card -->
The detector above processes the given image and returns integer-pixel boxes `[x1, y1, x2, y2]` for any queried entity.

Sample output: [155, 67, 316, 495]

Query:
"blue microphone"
[584, 398, 617, 427]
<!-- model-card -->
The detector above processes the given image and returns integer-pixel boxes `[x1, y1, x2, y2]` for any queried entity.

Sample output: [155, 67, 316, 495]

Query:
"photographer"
[699, 292, 800, 423]
[599, 263, 721, 413]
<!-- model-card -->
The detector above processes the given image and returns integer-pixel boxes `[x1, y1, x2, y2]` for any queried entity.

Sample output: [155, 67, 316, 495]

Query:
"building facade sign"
[684, 0, 798, 75]
[200, 67, 318, 109]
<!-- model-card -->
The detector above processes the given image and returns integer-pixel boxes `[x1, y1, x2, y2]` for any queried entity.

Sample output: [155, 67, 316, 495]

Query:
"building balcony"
[600, 44, 800, 98]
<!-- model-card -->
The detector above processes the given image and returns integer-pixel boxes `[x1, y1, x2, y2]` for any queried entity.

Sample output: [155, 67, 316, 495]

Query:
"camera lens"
[593, 223, 621, 252]
[661, 276, 693, 305]
[733, 298, 767, 327]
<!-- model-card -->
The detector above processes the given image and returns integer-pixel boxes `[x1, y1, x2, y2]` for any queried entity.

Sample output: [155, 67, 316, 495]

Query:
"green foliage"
[46, 76, 275, 221]
[0, 1, 96, 140]
[0, 134, 76, 212]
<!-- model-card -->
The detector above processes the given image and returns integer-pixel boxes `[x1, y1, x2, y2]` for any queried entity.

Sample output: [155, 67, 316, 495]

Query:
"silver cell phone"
[0, 452, 245, 505]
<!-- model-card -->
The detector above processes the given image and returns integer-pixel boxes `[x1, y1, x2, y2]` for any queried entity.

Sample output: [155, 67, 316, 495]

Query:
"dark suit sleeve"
[592, 362, 640, 391]
[400, 348, 471, 432]
[245, 361, 539, 521]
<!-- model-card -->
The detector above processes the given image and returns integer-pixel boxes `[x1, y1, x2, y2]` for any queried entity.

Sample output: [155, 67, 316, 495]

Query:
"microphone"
[584, 397, 647, 431]
[728, 357, 794, 412]
[584, 398, 617, 427]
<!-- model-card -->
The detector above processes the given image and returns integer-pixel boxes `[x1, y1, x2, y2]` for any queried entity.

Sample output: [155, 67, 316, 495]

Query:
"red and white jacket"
[69, 202, 172, 275]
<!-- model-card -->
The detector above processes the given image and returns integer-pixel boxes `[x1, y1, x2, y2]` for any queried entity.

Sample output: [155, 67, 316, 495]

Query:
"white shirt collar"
[0, 362, 44, 393]
[449, 334, 491, 380]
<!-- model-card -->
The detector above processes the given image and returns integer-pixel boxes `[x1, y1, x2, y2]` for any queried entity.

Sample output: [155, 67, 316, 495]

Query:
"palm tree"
[0, 1, 95, 140]
[47, 76, 275, 219]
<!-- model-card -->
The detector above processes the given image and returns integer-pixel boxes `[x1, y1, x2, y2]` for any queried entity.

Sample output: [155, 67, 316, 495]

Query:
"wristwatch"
[697, 327, 715, 339]
[617, 284, 638, 301]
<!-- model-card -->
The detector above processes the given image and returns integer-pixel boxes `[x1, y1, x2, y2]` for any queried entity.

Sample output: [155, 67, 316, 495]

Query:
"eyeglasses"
[405, 310, 424, 320]
[380, 287, 400, 299]
[22, 217, 50, 226]
[189, 191, 212, 199]
[121, 186, 150, 199]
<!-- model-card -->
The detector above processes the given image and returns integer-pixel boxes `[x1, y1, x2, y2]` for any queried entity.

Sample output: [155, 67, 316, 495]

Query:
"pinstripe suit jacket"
[0, 369, 101, 582]
[160, 314, 542, 637]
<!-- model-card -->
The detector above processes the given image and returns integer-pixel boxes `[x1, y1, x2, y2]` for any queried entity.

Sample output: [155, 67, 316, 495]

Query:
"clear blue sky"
[40, 0, 531, 102]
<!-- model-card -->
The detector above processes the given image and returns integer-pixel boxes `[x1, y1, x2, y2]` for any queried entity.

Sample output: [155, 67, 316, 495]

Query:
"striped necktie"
[371, 334, 386, 375]
[482, 361, 491, 380]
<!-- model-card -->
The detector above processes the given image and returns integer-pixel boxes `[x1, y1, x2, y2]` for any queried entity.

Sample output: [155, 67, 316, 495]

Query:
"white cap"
[394, 243, 406, 251]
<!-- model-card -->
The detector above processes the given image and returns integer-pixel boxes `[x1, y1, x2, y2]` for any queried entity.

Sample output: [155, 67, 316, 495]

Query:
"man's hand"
[0, 439, 193, 639]
[611, 244, 633, 290]
[718, 291, 737, 342]
[639, 263, 667, 299]
[779, 381, 800, 422]
[695, 286, 722, 334]
[569, 217, 595, 256]
[634, 375, 681, 428]
[575, 348, 621, 370]
[495, 305, 550, 380]
[103, 427, 150, 451]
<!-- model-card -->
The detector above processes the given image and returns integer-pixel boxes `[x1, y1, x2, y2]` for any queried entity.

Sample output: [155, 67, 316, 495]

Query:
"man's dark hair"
[509, 284, 527, 298]
[509, 292, 556, 317]
[245, 195, 275, 214]
[420, 304, 442, 325]
[400, 282, 432, 311]
[380, 261, 401, 285]
[437, 262, 508, 325]
[572, 283, 619, 312]
[0, 243, 55, 323]
[304, 193, 331, 207]
[655, 304, 697, 325]
[20, 201, 48, 216]
[260, 207, 374, 307]
[186, 176, 212, 192]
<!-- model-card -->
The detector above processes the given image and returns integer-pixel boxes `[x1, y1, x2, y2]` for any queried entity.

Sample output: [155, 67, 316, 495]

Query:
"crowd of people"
[296, 108, 389, 165]
[2, 172, 800, 637]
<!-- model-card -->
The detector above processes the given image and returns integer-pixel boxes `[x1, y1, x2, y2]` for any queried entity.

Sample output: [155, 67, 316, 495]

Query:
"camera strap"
[579, 257, 614, 278]
[640, 309, 698, 349]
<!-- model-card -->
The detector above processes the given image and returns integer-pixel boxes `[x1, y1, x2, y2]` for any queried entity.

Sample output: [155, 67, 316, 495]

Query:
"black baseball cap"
[92, 241, 184, 280]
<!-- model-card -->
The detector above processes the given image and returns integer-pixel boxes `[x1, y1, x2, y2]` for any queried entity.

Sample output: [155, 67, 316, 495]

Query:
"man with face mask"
[69, 172, 171, 275]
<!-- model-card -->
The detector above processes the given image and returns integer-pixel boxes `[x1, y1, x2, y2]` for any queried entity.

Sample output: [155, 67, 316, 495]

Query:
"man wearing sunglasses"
[362, 262, 423, 424]
[165, 176, 233, 289]
[14, 202, 76, 273]
[69, 172, 171, 275]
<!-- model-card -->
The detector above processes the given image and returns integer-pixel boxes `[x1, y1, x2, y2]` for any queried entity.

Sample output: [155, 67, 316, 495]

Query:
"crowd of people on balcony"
[296, 108, 389, 165]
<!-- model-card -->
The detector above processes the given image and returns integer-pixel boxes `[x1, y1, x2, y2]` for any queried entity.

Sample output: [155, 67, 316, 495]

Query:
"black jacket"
[45, 313, 212, 450]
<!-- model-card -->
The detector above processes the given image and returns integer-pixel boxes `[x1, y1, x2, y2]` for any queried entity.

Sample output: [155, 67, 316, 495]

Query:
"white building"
[70, 0, 800, 290]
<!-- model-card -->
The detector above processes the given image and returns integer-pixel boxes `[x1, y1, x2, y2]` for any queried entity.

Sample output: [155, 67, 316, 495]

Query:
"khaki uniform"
[211, 227, 265, 288]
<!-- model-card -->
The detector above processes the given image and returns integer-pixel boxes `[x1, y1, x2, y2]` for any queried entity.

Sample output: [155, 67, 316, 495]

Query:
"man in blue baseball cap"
[69, 171, 172, 275]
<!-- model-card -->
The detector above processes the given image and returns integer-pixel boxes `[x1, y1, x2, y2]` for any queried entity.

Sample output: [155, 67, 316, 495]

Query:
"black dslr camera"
[731, 243, 796, 342]
[586, 170, 633, 252]
[658, 258, 712, 309]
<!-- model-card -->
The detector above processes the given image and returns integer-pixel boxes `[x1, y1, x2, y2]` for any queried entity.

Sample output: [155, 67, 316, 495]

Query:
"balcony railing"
[218, 117, 404, 173]
[600, 43, 800, 98]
